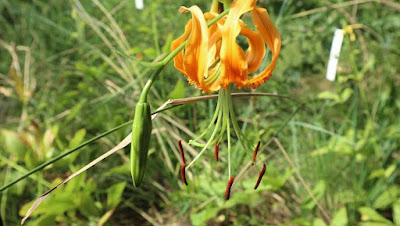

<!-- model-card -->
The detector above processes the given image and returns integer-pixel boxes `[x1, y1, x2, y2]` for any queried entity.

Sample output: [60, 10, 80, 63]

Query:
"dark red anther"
[180, 163, 188, 185]
[178, 140, 186, 164]
[225, 176, 234, 200]
[214, 141, 220, 162]
[254, 163, 266, 190]
[252, 141, 261, 165]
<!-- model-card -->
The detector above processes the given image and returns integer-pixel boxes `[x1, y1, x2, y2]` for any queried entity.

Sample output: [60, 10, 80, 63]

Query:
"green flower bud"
[130, 102, 152, 187]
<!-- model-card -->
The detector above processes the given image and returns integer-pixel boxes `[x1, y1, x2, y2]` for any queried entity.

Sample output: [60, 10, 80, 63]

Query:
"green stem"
[207, 9, 230, 27]
[139, 64, 166, 103]
[0, 154, 51, 187]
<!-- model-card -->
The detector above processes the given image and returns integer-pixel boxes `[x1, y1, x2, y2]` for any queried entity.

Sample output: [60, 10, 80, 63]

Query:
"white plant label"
[135, 0, 144, 10]
[326, 29, 344, 81]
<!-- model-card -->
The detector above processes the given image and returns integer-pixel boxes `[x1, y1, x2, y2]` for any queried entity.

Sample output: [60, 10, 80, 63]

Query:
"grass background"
[1, 0, 399, 225]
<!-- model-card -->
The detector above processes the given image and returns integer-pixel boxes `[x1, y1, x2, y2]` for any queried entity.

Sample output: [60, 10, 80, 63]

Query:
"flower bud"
[130, 102, 152, 187]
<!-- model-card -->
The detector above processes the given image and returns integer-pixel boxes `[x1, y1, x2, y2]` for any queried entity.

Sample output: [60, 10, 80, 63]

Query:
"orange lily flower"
[172, 0, 281, 200]
[171, 0, 281, 93]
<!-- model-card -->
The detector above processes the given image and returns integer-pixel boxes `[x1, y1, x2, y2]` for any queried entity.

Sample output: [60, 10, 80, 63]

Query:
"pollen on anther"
[252, 141, 261, 165]
[178, 140, 186, 164]
[215, 141, 220, 162]
[254, 163, 266, 190]
[180, 163, 188, 186]
[225, 176, 234, 200]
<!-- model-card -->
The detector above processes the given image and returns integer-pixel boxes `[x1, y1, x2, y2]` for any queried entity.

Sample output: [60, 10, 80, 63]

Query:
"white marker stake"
[326, 29, 344, 81]
[135, 0, 144, 10]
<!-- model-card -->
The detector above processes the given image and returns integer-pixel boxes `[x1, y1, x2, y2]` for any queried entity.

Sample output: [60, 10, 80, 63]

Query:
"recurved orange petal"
[220, 0, 257, 88]
[171, 20, 192, 76]
[203, 30, 223, 93]
[245, 7, 281, 89]
[240, 24, 266, 74]
[180, 6, 209, 88]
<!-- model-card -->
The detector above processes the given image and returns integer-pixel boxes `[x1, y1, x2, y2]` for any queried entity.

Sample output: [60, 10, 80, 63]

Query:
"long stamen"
[214, 92, 228, 144]
[180, 163, 188, 185]
[252, 141, 261, 165]
[254, 163, 266, 190]
[222, 89, 232, 178]
[189, 98, 221, 145]
[205, 65, 221, 84]
[214, 141, 220, 161]
[178, 140, 186, 164]
[225, 176, 234, 200]
[187, 91, 224, 169]
[226, 88, 255, 159]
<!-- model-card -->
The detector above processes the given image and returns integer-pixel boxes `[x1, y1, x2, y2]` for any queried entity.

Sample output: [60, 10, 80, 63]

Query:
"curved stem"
[0, 154, 51, 187]
[139, 64, 166, 103]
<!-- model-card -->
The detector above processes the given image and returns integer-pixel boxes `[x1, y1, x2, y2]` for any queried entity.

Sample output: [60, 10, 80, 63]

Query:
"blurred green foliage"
[1, 0, 399, 225]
